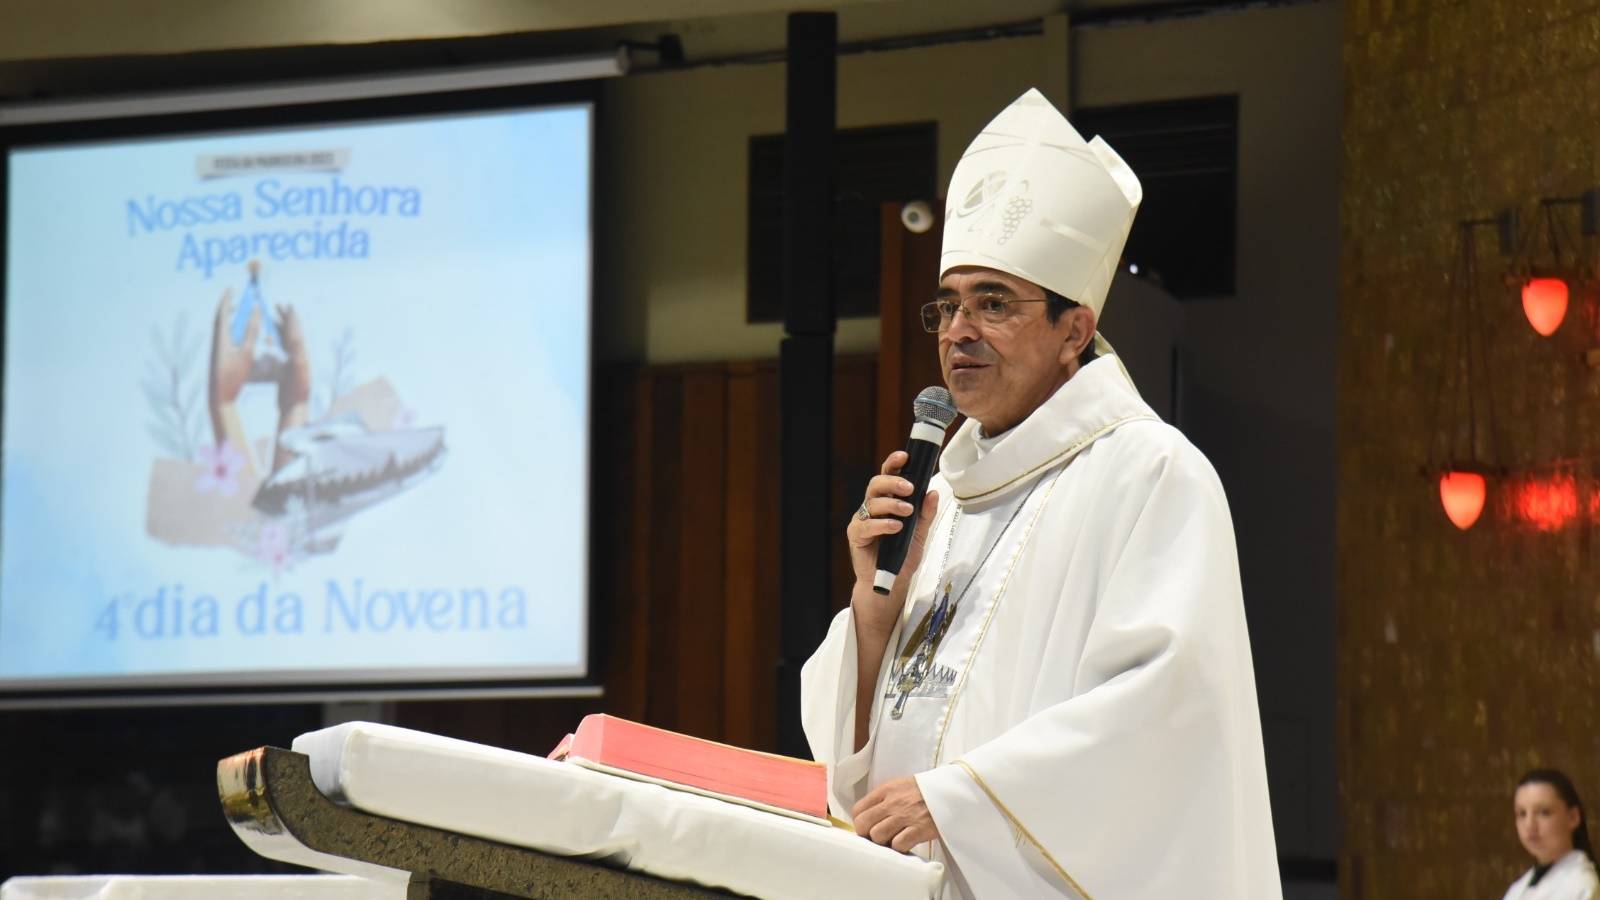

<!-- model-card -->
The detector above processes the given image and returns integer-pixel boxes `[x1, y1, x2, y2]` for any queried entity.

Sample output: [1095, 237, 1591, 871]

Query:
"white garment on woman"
[1503, 850, 1599, 900]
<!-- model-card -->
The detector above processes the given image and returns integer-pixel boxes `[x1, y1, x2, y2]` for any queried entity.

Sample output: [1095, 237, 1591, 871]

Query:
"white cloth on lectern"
[1503, 850, 1600, 900]
[800, 357, 1282, 899]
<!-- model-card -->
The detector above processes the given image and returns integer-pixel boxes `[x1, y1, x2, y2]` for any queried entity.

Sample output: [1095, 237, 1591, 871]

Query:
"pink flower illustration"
[257, 521, 291, 572]
[194, 442, 244, 496]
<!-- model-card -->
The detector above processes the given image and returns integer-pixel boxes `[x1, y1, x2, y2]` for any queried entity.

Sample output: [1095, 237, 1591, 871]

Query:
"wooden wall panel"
[721, 363, 780, 751]
[643, 374, 686, 729]
[612, 374, 655, 722]
[746, 369, 784, 751]
[672, 370, 730, 740]
[832, 358, 879, 614]
[876, 201, 947, 463]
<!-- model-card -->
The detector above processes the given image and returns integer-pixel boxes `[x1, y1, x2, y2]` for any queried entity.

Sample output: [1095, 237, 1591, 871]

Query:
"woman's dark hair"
[1519, 768, 1596, 862]
[1042, 289, 1099, 368]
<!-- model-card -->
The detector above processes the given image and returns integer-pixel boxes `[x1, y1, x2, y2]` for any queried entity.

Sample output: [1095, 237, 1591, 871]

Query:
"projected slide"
[1, 105, 591, 689]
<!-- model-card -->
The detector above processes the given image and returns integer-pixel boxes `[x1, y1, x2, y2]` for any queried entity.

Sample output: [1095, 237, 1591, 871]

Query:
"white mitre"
[941, 87, 1142, 369]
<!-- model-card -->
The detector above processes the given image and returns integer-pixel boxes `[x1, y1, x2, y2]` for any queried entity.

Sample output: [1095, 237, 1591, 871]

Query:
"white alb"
[801, 357, 1282, 899]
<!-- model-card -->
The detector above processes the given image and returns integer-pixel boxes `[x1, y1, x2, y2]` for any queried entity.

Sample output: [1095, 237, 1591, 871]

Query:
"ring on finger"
[855, 503, 871, 521]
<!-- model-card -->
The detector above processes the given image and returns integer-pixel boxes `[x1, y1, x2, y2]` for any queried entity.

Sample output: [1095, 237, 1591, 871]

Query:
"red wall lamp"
[1425, 213, 1513, 530]
[1507, 189, 1600, 339]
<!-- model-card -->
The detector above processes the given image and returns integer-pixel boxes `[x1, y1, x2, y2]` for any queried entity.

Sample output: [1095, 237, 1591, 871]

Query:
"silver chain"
[931, 474, 1043, 617]
[888, 476, 1046, 720]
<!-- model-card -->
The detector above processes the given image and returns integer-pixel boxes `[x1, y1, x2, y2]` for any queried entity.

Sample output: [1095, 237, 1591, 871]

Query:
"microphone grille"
[912, 386, 958, 428]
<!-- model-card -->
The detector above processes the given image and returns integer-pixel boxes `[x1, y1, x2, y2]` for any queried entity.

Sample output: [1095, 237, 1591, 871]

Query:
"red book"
[550, 714, 829, 825]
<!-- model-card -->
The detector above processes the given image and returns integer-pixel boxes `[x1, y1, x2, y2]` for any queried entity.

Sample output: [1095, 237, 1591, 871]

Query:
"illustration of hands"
[206, 261, 312, 480]
[168, 259, 444, 567]
[208, 286, 260, 483]
[272, 303, 312, 473]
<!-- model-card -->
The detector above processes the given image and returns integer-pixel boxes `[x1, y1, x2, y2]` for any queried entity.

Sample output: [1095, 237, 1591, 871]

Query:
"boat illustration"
[252, 416, 446, 553]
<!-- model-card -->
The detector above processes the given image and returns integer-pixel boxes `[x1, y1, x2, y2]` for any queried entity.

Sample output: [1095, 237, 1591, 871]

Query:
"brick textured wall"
[1341, 1, 1600, 897]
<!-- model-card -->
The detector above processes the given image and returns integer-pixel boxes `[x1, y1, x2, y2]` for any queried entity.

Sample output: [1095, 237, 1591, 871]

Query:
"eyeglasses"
[919, 294, 1048, 333]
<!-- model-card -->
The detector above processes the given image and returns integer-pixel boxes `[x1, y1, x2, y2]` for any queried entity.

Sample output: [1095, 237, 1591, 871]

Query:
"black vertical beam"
[776, 12, 836, 759]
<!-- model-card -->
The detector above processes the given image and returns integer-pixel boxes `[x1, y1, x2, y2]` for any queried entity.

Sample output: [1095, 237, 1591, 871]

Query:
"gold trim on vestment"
[917, 409, 1146, 899]
[949, 413, 1155, 502]
[931, 462, 1066, 769]
[951, 759, 1096, 900]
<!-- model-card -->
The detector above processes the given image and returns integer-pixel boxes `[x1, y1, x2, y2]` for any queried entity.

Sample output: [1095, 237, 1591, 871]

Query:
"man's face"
[935, 266, 1094, 436]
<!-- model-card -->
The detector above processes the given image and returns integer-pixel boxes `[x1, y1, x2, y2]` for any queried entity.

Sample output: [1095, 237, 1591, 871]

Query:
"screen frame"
[0, 79, 603, 708]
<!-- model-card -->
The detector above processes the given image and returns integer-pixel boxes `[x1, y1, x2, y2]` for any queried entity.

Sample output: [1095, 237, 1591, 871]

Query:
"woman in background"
[1504, 769, 1600, 900]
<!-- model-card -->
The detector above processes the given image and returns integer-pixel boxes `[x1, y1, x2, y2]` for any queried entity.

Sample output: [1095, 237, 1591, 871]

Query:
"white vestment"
[1504, 850, 1600, 900]
[801, 357, 1281, 899]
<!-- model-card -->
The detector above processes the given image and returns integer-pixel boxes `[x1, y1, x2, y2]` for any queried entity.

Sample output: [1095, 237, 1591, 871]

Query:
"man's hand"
[851, 776, 940, 853]
[846, 451, 942, 751]
[847, 451, 940, 639]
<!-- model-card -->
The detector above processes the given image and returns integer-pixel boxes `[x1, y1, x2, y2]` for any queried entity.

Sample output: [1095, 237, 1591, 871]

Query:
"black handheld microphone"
[873, 386, 959, 594]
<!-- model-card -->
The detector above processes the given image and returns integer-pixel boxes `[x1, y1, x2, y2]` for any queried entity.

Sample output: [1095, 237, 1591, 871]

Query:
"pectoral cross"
[890, 582, 952, 720]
